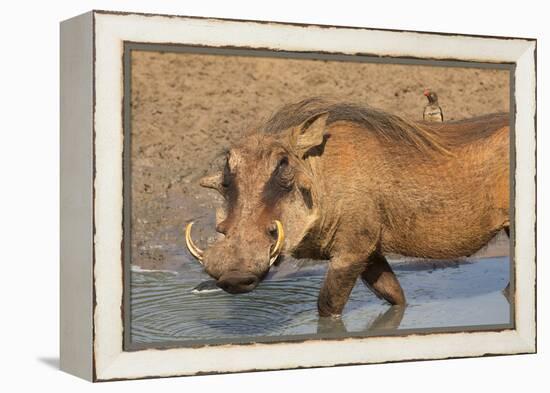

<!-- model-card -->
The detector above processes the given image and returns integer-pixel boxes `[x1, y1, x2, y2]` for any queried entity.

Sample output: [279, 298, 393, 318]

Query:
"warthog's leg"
[361, 252, 406, 306]
[317, 254, 366, 317]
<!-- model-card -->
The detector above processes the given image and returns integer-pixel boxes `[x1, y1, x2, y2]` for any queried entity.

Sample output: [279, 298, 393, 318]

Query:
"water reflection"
[130, 256, 510, 345]
[317, 305, 406, 335]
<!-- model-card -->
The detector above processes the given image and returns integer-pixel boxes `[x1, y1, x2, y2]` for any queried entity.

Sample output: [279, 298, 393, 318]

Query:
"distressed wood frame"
[60, 10, 537, 381]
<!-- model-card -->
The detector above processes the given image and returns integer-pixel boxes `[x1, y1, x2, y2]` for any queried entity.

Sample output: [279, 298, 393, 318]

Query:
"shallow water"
[130, 256, 510, 345]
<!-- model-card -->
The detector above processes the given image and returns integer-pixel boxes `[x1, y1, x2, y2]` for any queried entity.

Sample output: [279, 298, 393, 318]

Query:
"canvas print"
[125, 45, 512, 348]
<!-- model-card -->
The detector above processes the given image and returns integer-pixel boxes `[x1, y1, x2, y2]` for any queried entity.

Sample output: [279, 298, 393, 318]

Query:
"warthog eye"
[276, 156, 288, 172]
[275, 156, 293, 189]
[220, 159, 238, 206]
[221, 160, 232, 188]
[262, 156, 293, 205]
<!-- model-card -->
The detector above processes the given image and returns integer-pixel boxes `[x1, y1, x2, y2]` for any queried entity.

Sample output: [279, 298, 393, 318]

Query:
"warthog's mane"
[261, 97, 508, 156]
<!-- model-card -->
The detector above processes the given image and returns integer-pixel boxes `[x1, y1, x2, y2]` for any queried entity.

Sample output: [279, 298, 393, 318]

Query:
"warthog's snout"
[217, 271, 259, 294]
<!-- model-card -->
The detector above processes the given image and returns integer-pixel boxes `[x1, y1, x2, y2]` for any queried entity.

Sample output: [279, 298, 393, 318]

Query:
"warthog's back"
[319, 112, 510, 259]
[422, 112, 509, 149]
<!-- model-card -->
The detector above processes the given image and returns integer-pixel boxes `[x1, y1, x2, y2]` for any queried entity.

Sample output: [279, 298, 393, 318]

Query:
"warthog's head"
[185, 112, 329, 294]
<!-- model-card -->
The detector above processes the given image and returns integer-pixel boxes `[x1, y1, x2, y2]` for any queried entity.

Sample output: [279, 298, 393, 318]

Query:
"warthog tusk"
[185, 222, 204, 263]
[269, 220, 285, 266]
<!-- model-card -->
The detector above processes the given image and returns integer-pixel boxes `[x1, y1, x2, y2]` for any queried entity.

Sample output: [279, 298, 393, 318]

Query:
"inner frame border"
[121, 41, 517, 352]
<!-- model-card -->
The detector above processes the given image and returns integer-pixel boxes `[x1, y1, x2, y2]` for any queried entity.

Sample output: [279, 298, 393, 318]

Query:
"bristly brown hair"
[261, 97, 507, 156]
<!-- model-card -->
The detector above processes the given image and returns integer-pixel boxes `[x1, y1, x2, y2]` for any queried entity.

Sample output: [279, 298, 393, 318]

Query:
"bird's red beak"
[423, 89, 430, 97]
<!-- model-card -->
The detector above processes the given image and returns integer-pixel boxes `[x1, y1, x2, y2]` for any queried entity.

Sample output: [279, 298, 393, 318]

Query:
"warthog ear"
[292, 113, 329, 158]
[200, 172, 224, 194]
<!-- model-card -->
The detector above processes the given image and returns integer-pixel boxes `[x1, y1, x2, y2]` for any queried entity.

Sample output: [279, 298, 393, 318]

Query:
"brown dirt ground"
[130, 50, 510, 269]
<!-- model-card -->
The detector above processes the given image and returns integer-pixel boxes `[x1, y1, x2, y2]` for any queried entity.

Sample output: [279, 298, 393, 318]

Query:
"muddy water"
[130, 254, 510, 345]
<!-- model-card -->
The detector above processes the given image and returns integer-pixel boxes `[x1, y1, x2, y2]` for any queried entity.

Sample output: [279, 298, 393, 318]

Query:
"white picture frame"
[60, 10, 536, 381]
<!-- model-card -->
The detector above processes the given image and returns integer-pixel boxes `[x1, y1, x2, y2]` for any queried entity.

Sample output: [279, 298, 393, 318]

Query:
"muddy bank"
[130, 50, 510, 269]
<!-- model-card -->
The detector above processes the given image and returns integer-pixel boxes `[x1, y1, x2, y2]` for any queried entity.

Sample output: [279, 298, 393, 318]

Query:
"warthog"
[186, 97, 510, 317]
